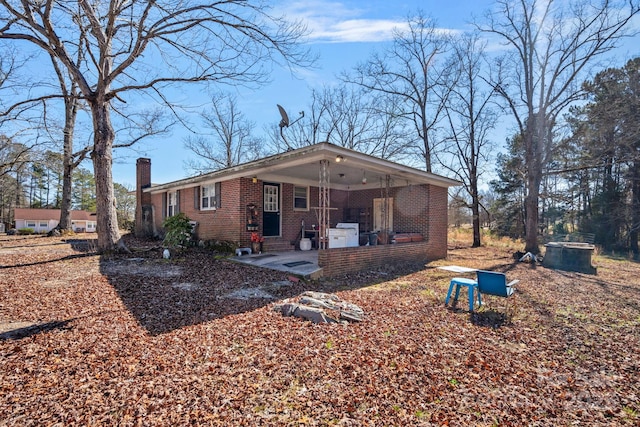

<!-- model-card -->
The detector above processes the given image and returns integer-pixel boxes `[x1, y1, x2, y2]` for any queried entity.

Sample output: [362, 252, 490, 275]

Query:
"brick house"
[135, 143, 460, 276]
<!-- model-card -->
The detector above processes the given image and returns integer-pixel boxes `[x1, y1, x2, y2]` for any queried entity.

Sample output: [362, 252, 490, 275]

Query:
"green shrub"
[162, 213, 194, 249]
[18, 228, 35, 235]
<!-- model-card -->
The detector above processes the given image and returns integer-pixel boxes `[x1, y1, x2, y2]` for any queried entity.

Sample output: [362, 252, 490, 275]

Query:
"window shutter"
[194, 187, 200, 210]
[176, 190, 181, 213]
[162, 192, 167, 219]
[215, 182, 221, 208]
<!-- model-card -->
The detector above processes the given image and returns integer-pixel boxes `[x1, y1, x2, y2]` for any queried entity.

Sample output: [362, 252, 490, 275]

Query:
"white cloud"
[277, 0, 408, 43]
[311, 19, 408, 43]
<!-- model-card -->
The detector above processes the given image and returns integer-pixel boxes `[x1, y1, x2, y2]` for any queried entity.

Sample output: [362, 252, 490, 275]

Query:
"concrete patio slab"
[230, 250, 322, 279]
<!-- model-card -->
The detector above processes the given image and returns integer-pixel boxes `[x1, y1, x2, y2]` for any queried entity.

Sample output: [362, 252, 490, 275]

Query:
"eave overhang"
[146, 142, 461, 194]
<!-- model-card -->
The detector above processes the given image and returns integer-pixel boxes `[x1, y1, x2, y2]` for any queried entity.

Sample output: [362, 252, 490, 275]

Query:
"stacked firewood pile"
[274, 291, 364, 324]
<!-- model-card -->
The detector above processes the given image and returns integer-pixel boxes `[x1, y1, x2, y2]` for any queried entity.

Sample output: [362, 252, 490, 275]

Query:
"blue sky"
[111, 0, 640, 188]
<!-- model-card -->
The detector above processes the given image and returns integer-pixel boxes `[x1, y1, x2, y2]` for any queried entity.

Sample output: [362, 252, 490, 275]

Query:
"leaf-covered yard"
[1, 233, 639, 426]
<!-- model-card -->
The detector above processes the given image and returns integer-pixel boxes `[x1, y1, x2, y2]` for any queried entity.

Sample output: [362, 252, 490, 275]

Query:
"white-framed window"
[201, 184, 216, 210]
[293, 186, 309, 210]
[167, 191, 177, 217]
[27, 221, 36, 228]
[39, 221, 48, 228]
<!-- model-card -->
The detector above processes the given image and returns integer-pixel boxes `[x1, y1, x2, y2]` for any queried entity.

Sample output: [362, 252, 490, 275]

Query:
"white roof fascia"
[146, 146, 327, 194]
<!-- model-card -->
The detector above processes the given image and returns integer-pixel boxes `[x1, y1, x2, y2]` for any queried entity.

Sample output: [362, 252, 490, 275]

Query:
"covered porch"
[140, 142, 460, 278]
[244, 144, 459, 276]
[247, 143, 459, 243]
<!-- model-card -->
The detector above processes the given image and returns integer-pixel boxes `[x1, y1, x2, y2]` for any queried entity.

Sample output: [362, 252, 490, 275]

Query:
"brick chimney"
[135, 158, 153, 237]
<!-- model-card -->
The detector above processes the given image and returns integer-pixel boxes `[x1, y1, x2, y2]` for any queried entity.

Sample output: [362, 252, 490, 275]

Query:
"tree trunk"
[631, 158, 640, 260]
[90, 101, 127, 252]
[472, 197, 481, 247]
[57, 100, 77, 232]
[524, 116, 543, 254]
[57, 161, 73, 230]
[422, 106, 432, 173]
[524, 183, 540, 253]
[470, 172, 481, 247]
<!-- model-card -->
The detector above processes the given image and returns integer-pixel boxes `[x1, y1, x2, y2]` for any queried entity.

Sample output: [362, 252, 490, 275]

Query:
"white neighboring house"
[14, 208, 97, 233]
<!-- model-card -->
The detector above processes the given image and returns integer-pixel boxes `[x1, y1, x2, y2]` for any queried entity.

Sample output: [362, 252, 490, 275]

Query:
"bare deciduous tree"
[0, 135, 32, 177]
[480, 0, 640, 253]
[0, 0, 311, 251]
[0, 44, 40, 179]
[184, 92, 263, 174]
[440, 32, 496, 247]
[271, 86, 412, 162]
[343, 11, 454, 172]
[47, 51, 88, 232]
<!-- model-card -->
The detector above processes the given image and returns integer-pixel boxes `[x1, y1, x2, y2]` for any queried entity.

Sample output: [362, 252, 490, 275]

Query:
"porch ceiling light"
[335, 155, 345, 163]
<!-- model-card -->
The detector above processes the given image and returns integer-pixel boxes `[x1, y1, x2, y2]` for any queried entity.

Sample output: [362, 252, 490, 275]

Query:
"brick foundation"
[317, 241, 444, 277]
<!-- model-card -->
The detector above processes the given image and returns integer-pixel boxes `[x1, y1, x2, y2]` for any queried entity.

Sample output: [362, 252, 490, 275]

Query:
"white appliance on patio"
[328, 223, 359, 248]
[327, 228, 346, 248]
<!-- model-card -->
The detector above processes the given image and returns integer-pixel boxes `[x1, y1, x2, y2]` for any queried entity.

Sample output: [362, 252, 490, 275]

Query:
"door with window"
[263, 183, 280, 237]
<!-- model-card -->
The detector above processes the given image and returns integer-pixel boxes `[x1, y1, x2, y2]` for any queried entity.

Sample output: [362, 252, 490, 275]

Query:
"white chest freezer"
[328, 228, 347, 248]
[336, 223, 359, 247]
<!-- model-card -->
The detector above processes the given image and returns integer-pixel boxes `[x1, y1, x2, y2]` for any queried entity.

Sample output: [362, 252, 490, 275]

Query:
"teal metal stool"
[445, 277, 481, 311]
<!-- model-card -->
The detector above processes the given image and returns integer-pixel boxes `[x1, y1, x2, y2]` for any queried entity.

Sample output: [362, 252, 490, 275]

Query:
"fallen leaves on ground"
[1, 233, 639, 426]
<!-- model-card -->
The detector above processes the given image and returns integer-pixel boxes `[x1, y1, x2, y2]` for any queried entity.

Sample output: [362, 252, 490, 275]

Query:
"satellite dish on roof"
[276, 104, 305, 150]
[276, 104, 304, 129]
[277, 104, 289, 128]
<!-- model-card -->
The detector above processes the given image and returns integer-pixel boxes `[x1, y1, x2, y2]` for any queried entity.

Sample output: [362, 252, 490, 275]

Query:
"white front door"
[373, 197, 394, 232]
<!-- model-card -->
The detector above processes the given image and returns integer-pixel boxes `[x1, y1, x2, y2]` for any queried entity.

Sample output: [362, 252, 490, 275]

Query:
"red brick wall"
[240, 178, 265, 246]
[150, 192, 163, 232]
[147, 176, 449, 263]
[427, 185, 448, 259]
[279, 183, 319, 243]
[151, 179, 244, 243]
[317, 183, 449, 277]
[335, 185, 432, 236]
[317, 242, 428, 276]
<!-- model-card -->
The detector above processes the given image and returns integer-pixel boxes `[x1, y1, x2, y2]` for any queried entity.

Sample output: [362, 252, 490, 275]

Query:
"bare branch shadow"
[0, 320, 74, 341]
[0, 252, 97, 269]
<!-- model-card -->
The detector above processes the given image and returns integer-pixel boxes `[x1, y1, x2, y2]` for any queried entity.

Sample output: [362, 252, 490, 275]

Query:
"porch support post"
[318, 159, 330, 249]
[378, 174, 391, 243]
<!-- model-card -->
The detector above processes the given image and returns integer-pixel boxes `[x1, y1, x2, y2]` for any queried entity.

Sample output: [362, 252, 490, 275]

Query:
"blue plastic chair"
[476, 270, 518, 297]
[445, 277, 481, 311]
[476, 270, 519, 316]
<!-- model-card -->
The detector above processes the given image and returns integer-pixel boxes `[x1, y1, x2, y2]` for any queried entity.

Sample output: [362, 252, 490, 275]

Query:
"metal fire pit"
[543, 242, 597, 275]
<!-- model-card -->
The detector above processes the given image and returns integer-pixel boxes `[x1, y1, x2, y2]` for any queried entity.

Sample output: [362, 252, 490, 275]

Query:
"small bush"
[162, 213, 194, 250]
[18, 228, 35, 235]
